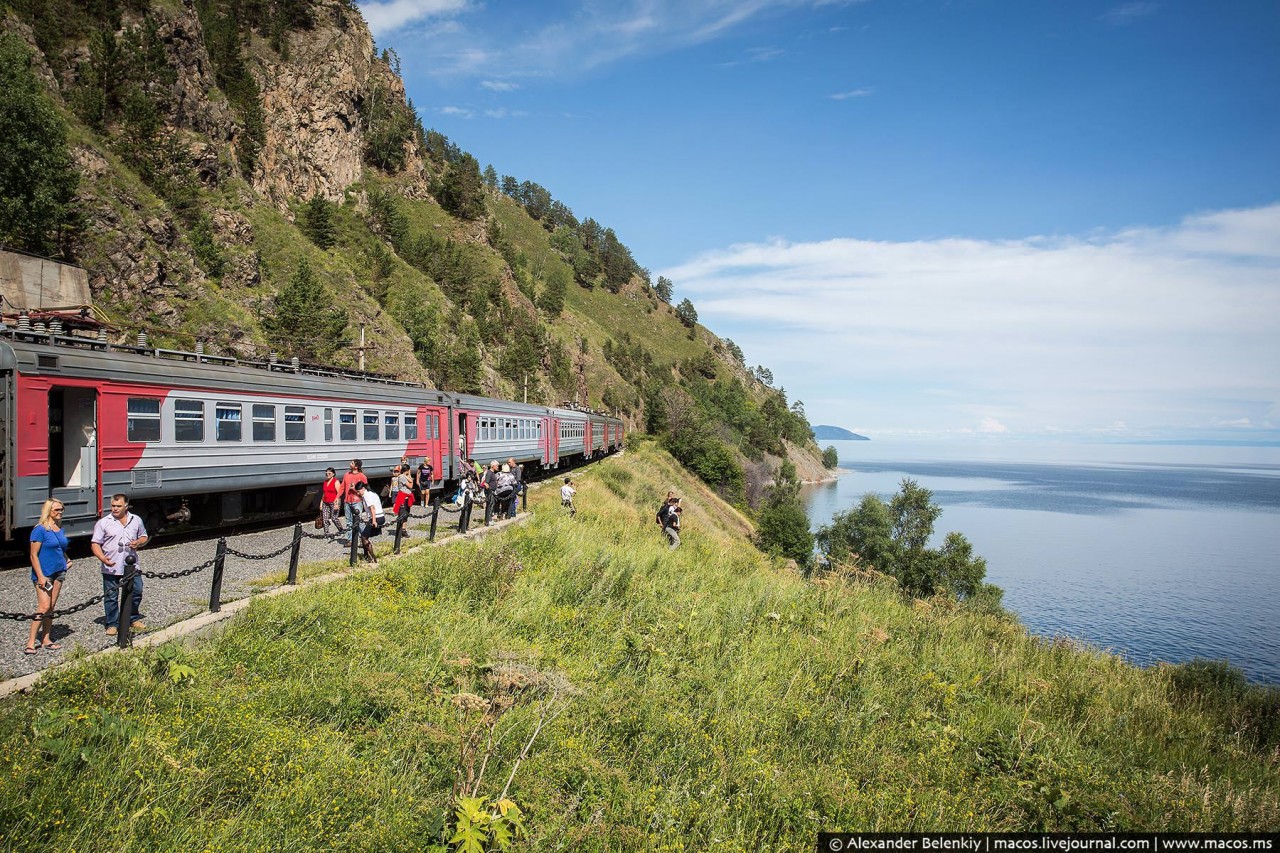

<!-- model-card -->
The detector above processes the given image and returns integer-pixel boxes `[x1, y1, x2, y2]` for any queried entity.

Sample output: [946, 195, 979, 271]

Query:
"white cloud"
[979, 417, 1009, 434]
[438, 105, 474, 118]
[480, 80, 520, 92]
[661, 204, 1280, 436]
[828, 87, 873, 100]
[360, 0, 471, 37]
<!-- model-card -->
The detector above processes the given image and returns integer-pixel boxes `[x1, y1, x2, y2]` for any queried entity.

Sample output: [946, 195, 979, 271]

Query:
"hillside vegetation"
[0, 0, 822, 505]
[0, 441, 1275, 851]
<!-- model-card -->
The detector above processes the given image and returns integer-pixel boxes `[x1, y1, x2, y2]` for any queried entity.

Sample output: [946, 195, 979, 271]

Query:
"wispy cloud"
[828, 87, 872, 100]
[1099, 2, 1159, 26]
[660, 204, 1280, 436]
[359, 0, 846, 79]
[438, 105, 474, 118]
[480, 80, 520, 92]
[719, 46, 786, 67]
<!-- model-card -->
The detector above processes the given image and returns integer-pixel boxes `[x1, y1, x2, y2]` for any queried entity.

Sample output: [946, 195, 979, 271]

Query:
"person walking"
[660, 496, 682, 550]
[338, 459, 367, 545]
[494, 463, 517, 518]
[91, 493, 149, 635]
[560, 478, 576, 517]
[26, 499, 71, 653]
[390, 464, 415, 519]
[353, 481, 385, 563]
[321, 467, 344, 538]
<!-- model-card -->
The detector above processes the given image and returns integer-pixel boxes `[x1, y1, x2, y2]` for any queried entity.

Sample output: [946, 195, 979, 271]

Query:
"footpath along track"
[0, 497, 522, 686]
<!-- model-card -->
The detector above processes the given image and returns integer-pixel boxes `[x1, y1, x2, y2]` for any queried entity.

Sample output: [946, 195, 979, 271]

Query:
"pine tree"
[655, 276, 674, 303]
[0, 34, 80, 256]
[263, 260, 348, 361]
[300, 196, 336, 249]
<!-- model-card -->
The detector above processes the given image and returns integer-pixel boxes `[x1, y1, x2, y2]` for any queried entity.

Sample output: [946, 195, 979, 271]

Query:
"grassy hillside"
[0, 442, 1275, 851]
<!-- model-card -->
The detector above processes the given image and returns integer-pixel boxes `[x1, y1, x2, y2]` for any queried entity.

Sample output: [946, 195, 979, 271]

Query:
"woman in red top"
[320, 467, 344, 538]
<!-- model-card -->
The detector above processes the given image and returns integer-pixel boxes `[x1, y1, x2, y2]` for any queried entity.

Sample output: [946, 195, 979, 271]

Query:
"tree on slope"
[0, 34, 79, 257]
[755, 461, 814, 568]
[817, 478, 994, 601]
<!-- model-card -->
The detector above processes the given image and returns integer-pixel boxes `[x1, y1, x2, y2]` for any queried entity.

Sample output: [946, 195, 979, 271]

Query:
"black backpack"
[655, 504, 669, 526]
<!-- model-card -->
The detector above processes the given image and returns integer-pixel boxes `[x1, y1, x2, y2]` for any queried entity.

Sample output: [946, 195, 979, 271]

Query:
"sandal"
[23, 646, 37, 655]
[42, 642, 62, 651]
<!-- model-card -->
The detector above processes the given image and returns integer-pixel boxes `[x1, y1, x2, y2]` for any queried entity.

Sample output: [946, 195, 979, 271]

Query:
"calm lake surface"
[802, 440, 1280, 684]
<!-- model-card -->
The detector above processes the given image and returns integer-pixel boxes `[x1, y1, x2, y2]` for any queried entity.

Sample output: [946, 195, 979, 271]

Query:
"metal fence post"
[393, 513, 404, 554]
[117, 556, 137, 649]
[287, 522, 303, 585]
[429, 499, 440, 542]
[349, 524, 360, 567]
[209, 538, 226, 613]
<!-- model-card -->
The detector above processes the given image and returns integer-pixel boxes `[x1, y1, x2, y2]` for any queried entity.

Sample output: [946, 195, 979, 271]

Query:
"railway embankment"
[0, 442, 1276, 850]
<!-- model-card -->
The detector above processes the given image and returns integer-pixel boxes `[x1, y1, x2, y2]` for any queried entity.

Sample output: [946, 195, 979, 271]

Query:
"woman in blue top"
[27, 499, 71, 654]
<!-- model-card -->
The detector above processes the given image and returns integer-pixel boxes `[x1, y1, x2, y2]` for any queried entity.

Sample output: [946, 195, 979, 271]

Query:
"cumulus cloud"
[828, 87, 873, 100]
[660, 204, 1280, 437]
[360, 0, 470, 37]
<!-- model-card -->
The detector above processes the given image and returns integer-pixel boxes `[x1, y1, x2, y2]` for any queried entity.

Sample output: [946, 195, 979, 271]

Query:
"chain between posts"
[0, 500, 477, 623]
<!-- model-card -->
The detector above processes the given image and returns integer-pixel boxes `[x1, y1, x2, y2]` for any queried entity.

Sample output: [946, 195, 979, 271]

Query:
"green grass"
[0, 444, 1275, 851]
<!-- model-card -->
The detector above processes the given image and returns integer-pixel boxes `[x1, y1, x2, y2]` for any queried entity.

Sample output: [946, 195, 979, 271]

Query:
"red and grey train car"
[0, 331, 623, 543]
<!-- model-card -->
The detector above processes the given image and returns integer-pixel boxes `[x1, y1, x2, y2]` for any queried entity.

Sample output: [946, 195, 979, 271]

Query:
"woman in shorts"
[27, 499, 71, 653]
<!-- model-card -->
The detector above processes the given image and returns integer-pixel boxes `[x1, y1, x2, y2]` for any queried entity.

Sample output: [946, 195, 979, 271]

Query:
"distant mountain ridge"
[813, 425, 870, 441]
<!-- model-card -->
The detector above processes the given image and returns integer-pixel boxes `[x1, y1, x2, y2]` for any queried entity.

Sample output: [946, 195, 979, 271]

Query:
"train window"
[127, 398, 161, 442]
[252, 404, 276, 442]
[339, 410, 356, 441]
[324, 409, 334, 442]
[175, 399, 205, 442]
[216, 403, 242, 442]
[435, 415, 441, 439]
[385, 412, 400, 441]
[285, 406, 305, 441]
[363, 410, 379, 441]
[405, 413, 418, 440]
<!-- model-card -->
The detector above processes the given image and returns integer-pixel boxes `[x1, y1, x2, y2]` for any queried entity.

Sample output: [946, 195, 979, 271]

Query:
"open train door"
[47, 385, 99, 537]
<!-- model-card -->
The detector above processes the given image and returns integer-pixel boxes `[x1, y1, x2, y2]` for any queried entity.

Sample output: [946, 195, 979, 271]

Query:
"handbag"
[314, 513, 324, 530]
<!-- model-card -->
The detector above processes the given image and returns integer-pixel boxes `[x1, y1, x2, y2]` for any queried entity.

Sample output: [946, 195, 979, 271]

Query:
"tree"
[300, 195, 335, 249]
[655, 275, 674, 303]
[482, 164, 498, 188]
[0, 34, 80, 256]
[754, 365, 774, 386]
[816, 479, 991, 600]
[822, 446, 839, 469]
[755, 461, 814, 567]
[435, 153, 486, 219]
[537, 265, 569, 317]
[675, 298, 698, 328]
[263, 260, 348, 361]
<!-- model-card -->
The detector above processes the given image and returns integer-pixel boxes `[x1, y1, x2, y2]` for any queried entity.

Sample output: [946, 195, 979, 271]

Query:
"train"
[0, 319, 624, 542]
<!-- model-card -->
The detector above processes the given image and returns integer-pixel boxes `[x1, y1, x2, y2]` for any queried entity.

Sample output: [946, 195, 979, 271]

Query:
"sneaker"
[105, 626, 118, 636]
[131, 621, 146, 631]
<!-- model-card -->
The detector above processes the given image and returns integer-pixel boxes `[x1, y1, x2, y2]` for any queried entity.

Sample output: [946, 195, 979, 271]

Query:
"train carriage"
[0, 327, 625, 543]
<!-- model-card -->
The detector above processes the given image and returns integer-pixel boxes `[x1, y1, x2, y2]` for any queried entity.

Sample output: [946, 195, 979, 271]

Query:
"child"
[560, 478, 576, 516]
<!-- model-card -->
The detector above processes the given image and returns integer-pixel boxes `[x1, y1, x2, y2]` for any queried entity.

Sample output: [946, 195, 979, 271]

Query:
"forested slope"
[0, 0, 821, 503]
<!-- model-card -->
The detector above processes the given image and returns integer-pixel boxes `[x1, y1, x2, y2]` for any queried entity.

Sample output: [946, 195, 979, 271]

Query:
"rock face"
[252, 2, 424, 205]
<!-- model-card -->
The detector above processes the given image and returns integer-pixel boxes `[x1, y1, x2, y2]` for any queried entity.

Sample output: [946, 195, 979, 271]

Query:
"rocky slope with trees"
[0, 0, 822, 514]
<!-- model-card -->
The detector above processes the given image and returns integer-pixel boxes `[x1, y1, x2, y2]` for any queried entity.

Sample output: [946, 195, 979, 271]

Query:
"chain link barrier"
[224, 541, 296, 561]
[142, 559, 218, 581]
[2, 496, 495, 624]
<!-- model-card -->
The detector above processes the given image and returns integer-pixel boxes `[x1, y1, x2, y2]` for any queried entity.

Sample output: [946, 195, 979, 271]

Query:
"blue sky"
[359, 0, 1280, 441]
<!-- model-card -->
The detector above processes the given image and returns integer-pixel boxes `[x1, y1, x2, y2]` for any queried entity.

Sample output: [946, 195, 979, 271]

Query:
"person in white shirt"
[353, 481, 385, 563]
[91, 493, 149, 634]
[560, 478, 576, 517]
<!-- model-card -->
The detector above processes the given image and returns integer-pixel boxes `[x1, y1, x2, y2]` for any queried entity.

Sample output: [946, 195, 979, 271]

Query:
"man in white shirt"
[353, 481, 385, 563]
[91, 493, 149, 634]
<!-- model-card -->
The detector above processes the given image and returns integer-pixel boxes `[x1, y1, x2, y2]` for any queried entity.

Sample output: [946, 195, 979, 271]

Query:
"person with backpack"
[657, 496, 682, 549]
[483, 460, 501, 526]
[506, 457, 523, 518]
[494, 463, 517, 518]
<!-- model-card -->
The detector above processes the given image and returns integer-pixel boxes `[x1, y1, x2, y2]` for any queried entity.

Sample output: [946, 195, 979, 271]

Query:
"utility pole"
[523, 373, 528, 403]
[358, 324, 366, 371]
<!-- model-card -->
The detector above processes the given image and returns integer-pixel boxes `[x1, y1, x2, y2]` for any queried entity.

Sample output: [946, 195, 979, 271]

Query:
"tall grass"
[0, 443, 1276, 851]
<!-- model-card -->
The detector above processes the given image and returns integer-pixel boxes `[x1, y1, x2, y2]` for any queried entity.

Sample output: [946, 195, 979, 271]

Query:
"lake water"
[802, 440, 1280, 684]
